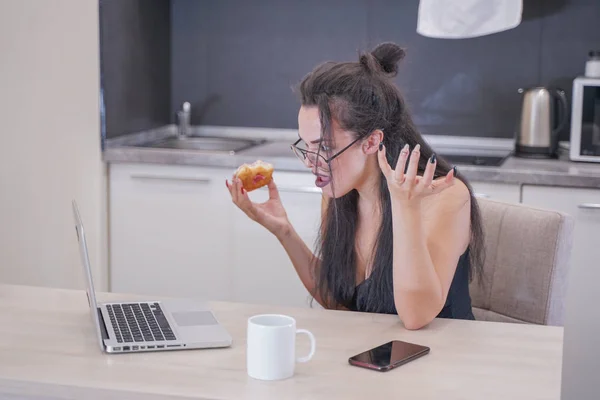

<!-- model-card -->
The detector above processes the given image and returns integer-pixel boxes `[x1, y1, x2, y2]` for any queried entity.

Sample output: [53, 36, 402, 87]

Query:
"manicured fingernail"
[225, 179, 229, 188]
[414, 144, 421, 152]
[379, 142, 383, 151]
[452, 166, 457, 176]
[430, 153, 436, 164]
[402, 144, 409, 153]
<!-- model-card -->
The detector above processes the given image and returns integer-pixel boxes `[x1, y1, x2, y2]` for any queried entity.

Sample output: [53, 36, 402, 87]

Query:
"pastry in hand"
[234, 160, 274, 192]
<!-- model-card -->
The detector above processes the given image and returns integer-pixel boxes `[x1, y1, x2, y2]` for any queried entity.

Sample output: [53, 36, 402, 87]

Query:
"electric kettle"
[515, 87, 568, 158]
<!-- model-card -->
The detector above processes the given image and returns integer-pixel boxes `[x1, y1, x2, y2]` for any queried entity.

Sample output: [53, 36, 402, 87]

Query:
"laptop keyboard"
[106, 303, 176, 343]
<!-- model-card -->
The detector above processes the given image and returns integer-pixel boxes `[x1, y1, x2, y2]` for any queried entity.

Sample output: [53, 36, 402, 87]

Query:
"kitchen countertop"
[103, 125, 600, 189]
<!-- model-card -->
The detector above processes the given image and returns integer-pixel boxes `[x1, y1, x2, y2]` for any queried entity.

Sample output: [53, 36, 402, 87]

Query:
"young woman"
[226, 42, 484, 330]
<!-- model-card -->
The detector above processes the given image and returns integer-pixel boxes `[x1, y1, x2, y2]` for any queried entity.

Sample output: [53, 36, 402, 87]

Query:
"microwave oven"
[570, 76, 600, 162]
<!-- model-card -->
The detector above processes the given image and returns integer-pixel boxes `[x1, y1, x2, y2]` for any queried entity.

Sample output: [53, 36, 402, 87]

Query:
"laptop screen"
[72, 200, 105, 351]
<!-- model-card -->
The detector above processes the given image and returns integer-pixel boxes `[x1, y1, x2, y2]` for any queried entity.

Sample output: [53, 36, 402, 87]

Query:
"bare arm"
[378, 143, 471, 330]
[276, 227, 325, 307]
[275, 194, 331, 307]
[391, 186, 470, 329]
[227, 177, 326, 307]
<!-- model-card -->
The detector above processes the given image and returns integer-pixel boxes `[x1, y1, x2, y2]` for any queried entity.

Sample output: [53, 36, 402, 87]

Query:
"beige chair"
[469, 198, 574, 326]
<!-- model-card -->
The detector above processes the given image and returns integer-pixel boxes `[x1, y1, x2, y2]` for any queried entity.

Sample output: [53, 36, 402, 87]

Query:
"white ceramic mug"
[247, 314, 316, 381]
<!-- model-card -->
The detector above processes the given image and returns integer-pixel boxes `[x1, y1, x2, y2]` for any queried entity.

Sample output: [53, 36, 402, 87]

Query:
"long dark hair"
[296, 42, 485, 311]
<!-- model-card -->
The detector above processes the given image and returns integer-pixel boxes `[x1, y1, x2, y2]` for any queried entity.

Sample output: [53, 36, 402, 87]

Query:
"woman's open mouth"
[315, 175, 331, 188]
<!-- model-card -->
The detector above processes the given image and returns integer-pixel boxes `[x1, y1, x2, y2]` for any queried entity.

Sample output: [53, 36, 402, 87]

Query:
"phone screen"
[349, 340, 430, 370]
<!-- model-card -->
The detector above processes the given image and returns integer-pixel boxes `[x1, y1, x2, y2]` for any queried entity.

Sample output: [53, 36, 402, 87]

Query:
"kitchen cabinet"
[107, 161, 555, 308]
[108, 163, 319, 308]
[108, 163, 234, 301]
[521, 185, 600, 275]
[231, 172, 320, 308]
[470, 181, 521, 203]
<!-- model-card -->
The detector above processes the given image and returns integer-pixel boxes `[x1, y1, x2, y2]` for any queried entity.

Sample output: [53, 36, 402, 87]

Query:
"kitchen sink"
[141, 136, 267, 153]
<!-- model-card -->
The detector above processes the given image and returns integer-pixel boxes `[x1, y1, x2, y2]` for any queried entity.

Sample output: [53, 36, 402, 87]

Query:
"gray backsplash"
[101, 0, 600, 140]
[100, 0, 171, 139]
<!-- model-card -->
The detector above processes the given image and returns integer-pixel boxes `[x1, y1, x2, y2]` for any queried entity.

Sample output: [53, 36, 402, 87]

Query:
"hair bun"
[370, 42, 405, 77]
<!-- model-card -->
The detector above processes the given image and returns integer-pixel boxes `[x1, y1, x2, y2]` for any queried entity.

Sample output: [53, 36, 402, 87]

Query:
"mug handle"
[296, 329, 316, 363]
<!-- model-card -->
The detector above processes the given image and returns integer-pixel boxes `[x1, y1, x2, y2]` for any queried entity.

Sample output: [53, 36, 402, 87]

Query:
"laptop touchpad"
[172, 311, 217, 327]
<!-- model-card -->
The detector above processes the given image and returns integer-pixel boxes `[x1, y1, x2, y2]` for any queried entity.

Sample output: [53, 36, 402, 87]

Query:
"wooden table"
[0, 284, 563, 399]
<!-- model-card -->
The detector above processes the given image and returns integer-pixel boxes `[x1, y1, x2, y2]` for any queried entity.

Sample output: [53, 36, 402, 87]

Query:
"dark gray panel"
[368, 0, 542, 138]
[168, 0, 600, 139]
[170, 0, 210, 123]
[539, 0, 600, 141]
[100, 0, 171, 138]
[171, 0, 369, 128]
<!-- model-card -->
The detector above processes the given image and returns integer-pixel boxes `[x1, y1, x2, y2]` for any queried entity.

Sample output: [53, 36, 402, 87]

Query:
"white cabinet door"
[521, 185, 600, 274]
[522, 184, 600, 376]
[109, 163, 233, 301]
[470, 181, 521, 203]
[232, 171, 321, 308]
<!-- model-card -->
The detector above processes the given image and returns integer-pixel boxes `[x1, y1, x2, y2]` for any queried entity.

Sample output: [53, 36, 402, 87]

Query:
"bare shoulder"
[423, 177, 471, 215]
[422, 177, 472, 251]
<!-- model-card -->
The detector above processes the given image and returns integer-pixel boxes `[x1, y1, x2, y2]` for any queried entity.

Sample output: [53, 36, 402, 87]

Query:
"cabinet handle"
[130, 174, 211, 184]
[474, 193, 490, 198]
[578, 203, 600, 210]
[260, 185, 322, 194]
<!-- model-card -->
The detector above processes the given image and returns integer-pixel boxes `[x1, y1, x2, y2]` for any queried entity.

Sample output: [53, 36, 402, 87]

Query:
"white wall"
[0, 0, 107, 290]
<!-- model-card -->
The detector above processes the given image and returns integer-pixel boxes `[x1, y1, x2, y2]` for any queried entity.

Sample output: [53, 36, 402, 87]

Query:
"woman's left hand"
[377, 142, 455, 206]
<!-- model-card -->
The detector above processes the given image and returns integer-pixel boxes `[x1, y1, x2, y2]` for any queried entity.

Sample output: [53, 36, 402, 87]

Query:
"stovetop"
[439, 153, 510, 167]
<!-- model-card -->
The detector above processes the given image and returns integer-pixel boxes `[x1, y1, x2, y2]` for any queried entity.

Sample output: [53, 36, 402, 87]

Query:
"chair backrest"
[469, 198, 574, 325]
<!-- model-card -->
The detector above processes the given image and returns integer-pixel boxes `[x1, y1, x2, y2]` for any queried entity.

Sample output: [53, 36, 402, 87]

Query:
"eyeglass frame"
[290, 134, 366, 167]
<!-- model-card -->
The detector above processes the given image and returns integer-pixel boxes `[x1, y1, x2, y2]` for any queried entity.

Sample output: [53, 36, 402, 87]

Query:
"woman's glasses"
[290, 136, 363, 172]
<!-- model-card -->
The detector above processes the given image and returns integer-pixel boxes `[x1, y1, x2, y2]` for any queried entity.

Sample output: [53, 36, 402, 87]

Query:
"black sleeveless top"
[348, 249, 475, 320]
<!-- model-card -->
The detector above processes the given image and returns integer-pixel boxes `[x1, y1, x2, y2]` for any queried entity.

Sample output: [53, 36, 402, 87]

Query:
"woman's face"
[297, 106, 379, 198]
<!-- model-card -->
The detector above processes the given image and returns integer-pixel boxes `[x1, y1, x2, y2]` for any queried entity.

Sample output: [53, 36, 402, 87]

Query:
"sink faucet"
[177, 102, 191, 138]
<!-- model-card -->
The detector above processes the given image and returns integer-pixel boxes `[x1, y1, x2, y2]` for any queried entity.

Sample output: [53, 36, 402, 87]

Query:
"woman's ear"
[362, 129, 384, 154]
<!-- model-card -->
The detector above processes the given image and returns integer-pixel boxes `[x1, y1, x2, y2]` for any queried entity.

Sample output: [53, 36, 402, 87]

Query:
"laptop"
[72, 200, 232, 353]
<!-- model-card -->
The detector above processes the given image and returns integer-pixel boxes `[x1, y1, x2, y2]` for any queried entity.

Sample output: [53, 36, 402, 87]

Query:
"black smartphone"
[348, 340, 430, 372]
